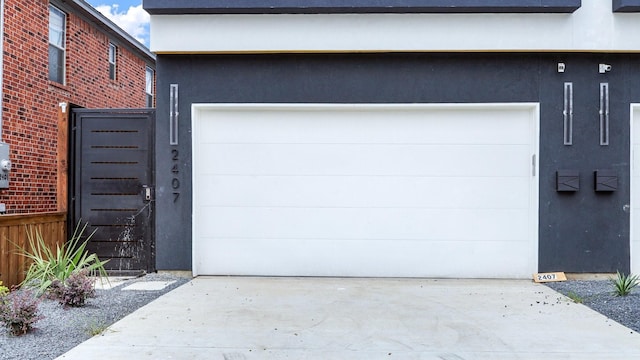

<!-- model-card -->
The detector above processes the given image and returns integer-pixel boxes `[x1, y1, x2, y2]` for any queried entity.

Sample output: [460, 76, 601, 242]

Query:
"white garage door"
[192, 103, 539, 278]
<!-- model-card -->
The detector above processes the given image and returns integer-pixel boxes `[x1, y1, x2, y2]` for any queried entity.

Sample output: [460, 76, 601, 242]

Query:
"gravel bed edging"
[546, 279, 640, 333]
[0, 273, 190, 360]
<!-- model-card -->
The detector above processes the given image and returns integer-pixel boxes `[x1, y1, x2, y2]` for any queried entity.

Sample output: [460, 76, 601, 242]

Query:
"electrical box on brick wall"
[0, 142, 11, 188]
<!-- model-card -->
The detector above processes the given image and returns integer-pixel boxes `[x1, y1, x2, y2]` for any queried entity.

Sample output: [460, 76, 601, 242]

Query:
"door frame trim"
[630, 104, 640, 273]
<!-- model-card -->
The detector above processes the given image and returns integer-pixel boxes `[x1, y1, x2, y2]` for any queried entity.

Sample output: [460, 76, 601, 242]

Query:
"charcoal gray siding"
[143, 0, 581, 14]
[613, 0, 640, 11]
[155, 53, 635, 273]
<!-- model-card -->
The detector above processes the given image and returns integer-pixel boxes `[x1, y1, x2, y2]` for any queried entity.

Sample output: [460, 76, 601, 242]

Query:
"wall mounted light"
[563, 82, 573, 145]
[594, 170, 617, 192]
[600, 83, 609, 146]
[170, 84, 179, 145]
[557, 170, 579, 192]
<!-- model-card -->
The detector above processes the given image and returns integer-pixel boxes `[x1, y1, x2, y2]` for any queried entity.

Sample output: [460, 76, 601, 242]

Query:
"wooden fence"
[0, 212, 67, 288]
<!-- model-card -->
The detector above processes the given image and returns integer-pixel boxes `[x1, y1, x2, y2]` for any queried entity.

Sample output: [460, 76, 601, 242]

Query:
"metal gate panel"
[71, 109, 155, 273]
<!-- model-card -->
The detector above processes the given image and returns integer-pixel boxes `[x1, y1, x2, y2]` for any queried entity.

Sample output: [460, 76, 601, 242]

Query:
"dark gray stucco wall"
[155, 53, 636, 273]
[538, 55, 631, 273]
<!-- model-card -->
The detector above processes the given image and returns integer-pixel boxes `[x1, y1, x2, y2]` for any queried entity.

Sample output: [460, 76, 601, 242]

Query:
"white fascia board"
[150, 0, 640, 53]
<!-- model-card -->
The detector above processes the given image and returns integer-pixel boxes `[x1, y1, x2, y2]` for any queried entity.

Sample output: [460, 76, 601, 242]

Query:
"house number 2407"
[171, 149, 180, 202]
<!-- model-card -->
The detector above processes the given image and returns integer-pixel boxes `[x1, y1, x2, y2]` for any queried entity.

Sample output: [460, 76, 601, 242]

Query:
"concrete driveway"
[58, 277, 640, 359]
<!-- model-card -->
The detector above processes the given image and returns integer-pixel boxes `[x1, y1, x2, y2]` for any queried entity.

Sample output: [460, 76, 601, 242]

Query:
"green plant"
[49, 269, 96, 307]
[0, 281, 8, 297]
[16, 222, 109, 295]
[0, 289, 43, 336]
[86, 319, 109, 337]
[611, 271, 640, 297]
[566, 291, 583, 304]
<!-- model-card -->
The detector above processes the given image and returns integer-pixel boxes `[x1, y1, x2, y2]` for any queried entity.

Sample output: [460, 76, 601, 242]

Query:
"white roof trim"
[62, 0, 155, 62]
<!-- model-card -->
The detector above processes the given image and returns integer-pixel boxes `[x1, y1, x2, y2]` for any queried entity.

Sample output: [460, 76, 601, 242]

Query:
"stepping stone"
[94, 277, 133, 290]
[121, 280, 176, 291]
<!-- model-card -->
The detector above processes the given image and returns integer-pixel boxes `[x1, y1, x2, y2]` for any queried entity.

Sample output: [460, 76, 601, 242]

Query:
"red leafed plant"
[0, 289, 44, 336]
[49, 270, 96, 307]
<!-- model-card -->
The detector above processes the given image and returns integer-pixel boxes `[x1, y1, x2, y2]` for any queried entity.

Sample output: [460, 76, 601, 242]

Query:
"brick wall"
[1, 0, 153, 213]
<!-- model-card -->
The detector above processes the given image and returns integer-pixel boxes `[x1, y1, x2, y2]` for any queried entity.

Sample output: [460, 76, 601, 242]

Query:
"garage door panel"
[200, 207, 529, 242]
[204, 144, 530, 177]
[201, 107, 531, 146]
[633, 177, 640, 203]
[201, 175, 530, 209]
[634, 145, 640, 177]
[193, 103, 538, 278]
[633, 122, 640, 141]
[195, 238, 532, 278]
[633, 212, 640, 239]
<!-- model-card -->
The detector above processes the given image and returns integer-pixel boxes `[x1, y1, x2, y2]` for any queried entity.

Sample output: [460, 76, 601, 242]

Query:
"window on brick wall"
[49, 5, 66, 84]
[145, 67, 154, 107]
[109, 43, 117, 80]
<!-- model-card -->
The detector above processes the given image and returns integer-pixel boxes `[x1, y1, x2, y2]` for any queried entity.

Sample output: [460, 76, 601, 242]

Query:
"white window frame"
[108, 43, 117, 80]
[48, 5, 66, 84]
[145, 66, 154, 107]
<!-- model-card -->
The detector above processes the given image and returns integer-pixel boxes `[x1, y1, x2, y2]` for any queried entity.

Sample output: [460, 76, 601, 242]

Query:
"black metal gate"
[70, 109, 155, 273]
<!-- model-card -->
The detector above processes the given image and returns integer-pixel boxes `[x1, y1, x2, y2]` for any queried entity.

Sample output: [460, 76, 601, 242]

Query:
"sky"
[85, 0, 150, 48]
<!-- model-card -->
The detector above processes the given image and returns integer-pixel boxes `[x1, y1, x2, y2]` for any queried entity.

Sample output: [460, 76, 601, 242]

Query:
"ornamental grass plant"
[611, 270, 640, 297]
[15, 222, 109, 296]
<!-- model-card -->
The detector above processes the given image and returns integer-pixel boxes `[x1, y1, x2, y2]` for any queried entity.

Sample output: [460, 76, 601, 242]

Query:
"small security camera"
[599, 64, 612, 73]
[557, 63, 566, 73]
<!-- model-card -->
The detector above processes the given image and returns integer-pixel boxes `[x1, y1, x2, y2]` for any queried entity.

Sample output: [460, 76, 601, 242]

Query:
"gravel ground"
[546, 279, 640, 332]
[0, 272, 190, 360]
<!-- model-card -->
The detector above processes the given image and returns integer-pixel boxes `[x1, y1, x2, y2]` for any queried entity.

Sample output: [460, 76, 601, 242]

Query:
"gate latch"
[143, 185, 153, 201]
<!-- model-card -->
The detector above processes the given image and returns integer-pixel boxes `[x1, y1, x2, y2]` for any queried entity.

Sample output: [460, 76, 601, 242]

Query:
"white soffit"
[150, 0, 640, 53]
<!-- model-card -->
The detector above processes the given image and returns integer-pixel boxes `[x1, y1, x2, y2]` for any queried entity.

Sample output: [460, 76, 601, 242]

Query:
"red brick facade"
[1, 0, 154, 213]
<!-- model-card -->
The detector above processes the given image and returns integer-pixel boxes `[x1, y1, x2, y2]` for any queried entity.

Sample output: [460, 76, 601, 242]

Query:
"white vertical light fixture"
[600, 82, 609, 146]
[170, 84, 179, 145]
[563, 82, 573, 146]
